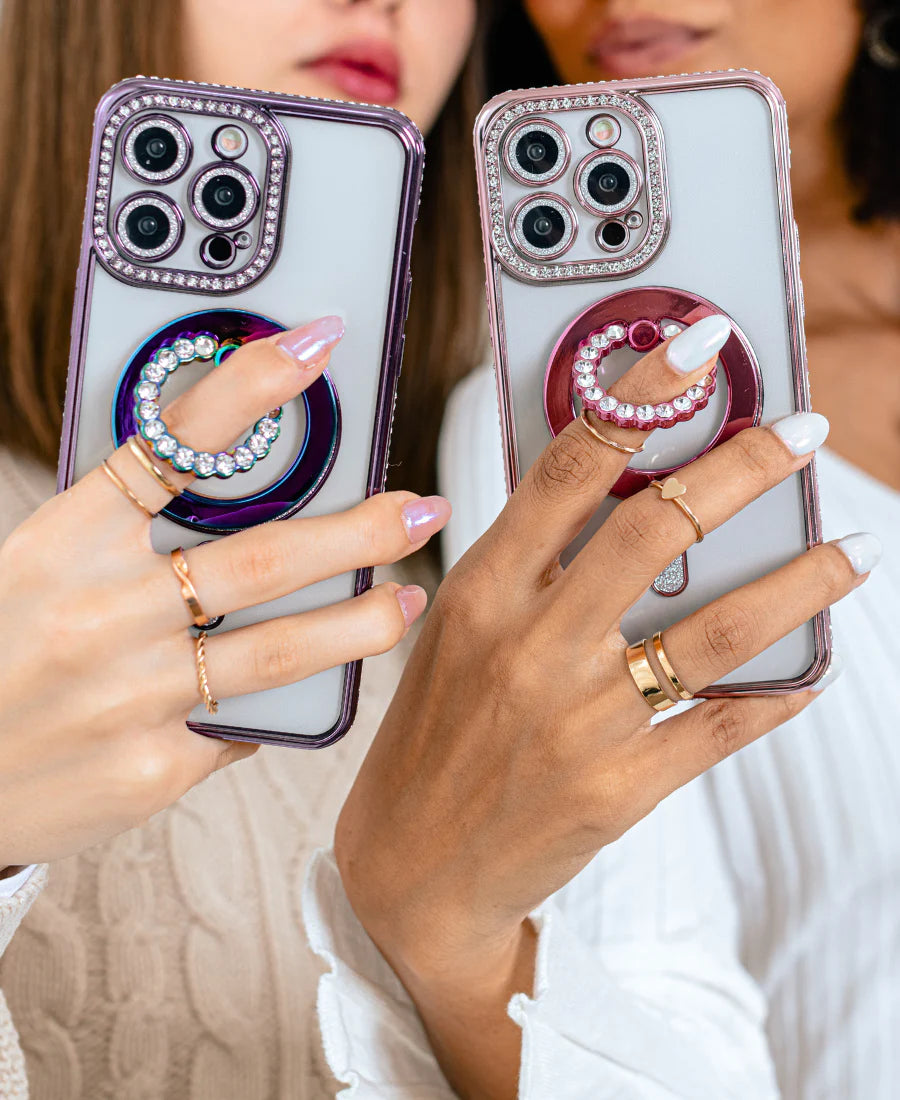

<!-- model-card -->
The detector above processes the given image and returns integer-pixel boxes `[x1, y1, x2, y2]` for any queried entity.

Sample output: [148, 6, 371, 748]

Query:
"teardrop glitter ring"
[133, 331, 282, 479]
[572, 319, 717, 431]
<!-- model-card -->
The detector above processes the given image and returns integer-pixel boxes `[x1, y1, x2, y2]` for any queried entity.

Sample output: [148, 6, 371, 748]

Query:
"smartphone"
[59, 76, 424, 746]
[474, 70, 829, 695]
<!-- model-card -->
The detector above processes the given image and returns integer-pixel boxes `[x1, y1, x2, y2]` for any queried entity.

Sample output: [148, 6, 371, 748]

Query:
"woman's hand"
[334, 319, 879, 1099]
[0, 316, 450, 869]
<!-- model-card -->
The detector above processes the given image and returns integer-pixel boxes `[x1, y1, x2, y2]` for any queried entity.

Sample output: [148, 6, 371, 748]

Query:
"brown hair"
[0, 0, 489, 501]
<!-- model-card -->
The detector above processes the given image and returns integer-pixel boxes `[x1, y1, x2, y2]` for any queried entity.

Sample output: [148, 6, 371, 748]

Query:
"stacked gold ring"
[128, 435, 181, 495]
[100, 460, 156, 519]
[625, 632, 694, 712]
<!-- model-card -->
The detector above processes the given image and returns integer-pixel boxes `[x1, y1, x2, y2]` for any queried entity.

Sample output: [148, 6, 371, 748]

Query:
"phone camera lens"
[123, 116, 191, 183]
[576, 152, 640, 216]
[524, 206, 565, 249]
[511, 195, 576, 261]
[191, 163, 258, 229]
[200, 232, 237, 270]
[590, 163, 630, 205]
[505, 120, 569, 185]
[115, 193, 183, 261]
[516, 131, 559, 176]
[597, 219, 629, 252]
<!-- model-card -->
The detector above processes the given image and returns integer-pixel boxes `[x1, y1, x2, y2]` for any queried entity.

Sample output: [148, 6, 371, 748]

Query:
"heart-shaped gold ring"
[650, 478, 704, 543]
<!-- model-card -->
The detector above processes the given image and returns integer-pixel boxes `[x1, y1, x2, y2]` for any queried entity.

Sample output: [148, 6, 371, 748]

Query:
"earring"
[866, 9, 900, 70]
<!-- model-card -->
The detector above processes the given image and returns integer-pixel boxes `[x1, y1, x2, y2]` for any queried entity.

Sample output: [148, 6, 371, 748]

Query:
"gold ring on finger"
[580, 409, 645, 455]
[652, 631, 694, 701]
[100, 460, 156, 519]
[127, 435, 182, 495]
[170, 547, 215, 628]
[194, 631, 219, 715]
[650, 477, 704, 544]
[625, 639, 676, 712]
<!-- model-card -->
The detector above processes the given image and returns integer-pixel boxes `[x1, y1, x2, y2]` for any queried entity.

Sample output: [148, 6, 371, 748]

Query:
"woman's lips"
[589, 19, 712, 77]
[304, 40, 401, 104]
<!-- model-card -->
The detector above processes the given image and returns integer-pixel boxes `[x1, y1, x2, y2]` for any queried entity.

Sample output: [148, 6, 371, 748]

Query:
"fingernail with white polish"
[666, 314, 732, 374]
[834, 531, 883, 575]
[396, 585, 427, 629]
[771, 411, 830, 456]
[811, 653, 844, 693]
[277, 315, 345, 368]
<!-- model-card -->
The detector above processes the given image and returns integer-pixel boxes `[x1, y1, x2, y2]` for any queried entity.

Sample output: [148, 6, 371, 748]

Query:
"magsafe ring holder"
[112, 307, 341, 535]
[543, 286, 763, 594]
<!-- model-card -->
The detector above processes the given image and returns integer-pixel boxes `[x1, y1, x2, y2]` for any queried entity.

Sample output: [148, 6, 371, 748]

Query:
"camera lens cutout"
[510, 195, 576, 261]
[200, 232, 237, 270]
[122, 116, 191, 183]
[576, 151, 641, 217]
[191, 163, 259, 230]
[115, 193, 183, 261]
[596, 219, 629, 252]
[504, 119, 569, 185]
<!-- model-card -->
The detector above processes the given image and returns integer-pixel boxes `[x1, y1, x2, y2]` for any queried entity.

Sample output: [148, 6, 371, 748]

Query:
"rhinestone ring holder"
[133, 331, 283, 480]
[573, 318, 717, 431]
[544, 286, 763, 502]
[112, 308, 342, 535]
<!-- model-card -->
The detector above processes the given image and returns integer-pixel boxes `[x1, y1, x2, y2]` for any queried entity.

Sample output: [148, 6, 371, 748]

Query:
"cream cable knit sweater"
[0, 444, 428, 1100]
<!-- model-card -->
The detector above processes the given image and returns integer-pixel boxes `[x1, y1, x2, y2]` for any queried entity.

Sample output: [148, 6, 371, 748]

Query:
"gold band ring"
[625, 639, 676, 712]
[127, 436, 181, 495]
[194, 631, 219, 715]
[580, 410, 645, 455]
[100, 460, 156, 519]
[650, 477, 704, 543]
[652, 631, 694, 701]
[170, 548, 213, 628]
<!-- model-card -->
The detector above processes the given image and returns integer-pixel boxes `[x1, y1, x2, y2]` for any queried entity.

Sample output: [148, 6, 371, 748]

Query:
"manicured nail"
[771, 412, 830, 456]
[396, 585, 427, 628]
[401, 496, 452, 543]
[666, 314, 732, 374]
[276, 315, 345, 368]
[834, 531, 883, 575]
[811, 654, 844, 693]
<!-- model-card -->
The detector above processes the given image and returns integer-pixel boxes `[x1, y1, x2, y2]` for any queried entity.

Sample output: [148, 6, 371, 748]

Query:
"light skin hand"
[334, 322, 877, 1100]
[0, 318, 451, 871]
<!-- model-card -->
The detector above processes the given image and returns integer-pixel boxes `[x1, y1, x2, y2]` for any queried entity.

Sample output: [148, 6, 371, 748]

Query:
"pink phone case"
[59, 76, 424, 746]
[475, 70, 829, 695]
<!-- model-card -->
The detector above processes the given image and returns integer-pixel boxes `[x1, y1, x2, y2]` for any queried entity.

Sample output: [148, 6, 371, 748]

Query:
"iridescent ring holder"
[544, 286, 763, 594]
[112, 307, 341, 534]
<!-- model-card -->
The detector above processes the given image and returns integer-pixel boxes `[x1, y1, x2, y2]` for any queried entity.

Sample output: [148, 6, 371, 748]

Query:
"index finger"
[488, 315, 733, 582]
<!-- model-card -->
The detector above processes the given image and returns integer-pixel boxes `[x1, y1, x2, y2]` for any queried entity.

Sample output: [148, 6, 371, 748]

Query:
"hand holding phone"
[474, 70, 828, 695]
[0, 321, 450, 868]
[59, 77, 425, 746]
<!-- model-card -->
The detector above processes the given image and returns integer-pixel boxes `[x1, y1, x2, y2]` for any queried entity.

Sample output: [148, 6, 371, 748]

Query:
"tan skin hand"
[0, 322, 450, 870]
[335, 339, 871, 1100]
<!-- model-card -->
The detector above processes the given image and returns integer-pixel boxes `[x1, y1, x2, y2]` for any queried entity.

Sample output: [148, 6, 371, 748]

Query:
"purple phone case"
[59, 76, 425, 748]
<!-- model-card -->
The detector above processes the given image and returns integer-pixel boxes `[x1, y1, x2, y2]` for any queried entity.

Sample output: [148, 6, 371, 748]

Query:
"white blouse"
[303, 365, 900, 1098]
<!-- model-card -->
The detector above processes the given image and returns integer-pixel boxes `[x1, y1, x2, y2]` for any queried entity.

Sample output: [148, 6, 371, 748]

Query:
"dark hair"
[489, 0, 900, 225]
[839, 0, 900, 221]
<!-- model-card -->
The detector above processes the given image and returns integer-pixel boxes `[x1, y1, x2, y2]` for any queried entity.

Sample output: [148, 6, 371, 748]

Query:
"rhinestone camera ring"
[573, 319, 717, 431]
[121, 114, 192, 183]
[132, 332, 283, 480]
[112, 309, 342, 535]
[190, 163, 260, 231]
[544, 286, 763, 500]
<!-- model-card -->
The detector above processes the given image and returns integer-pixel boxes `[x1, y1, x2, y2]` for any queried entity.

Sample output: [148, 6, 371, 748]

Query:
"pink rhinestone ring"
[572, 318, 717, 431]
[543, 286, 763, 502]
